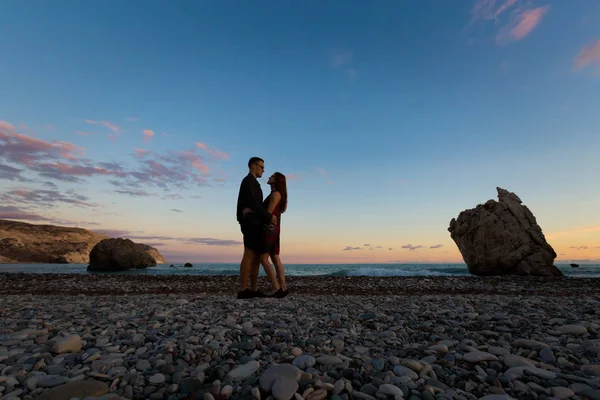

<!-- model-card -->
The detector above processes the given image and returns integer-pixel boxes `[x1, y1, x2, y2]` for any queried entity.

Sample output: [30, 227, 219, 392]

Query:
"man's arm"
[249, 181, 272, 223]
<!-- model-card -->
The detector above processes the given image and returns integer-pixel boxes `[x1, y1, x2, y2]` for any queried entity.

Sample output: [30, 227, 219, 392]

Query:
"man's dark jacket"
[236, 173, 272, 225]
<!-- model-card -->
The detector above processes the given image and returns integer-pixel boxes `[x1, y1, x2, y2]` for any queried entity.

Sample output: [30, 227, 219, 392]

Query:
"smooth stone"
[505, 366, 557, 380]
[550, 387, 574, 399]
[52, 335, 82, 354]
[136, 359, 151, 371]
[463, 351, 498, 363]
[37, 375, 69, 388]
[504, 355, 535, 368]
[149, 373, 165, 384]
[400, 360, 422, 372]
[378, 383, 404, 397]
[582, 365, 600, 377]
[393, 366, 418, 380]
[316, 355, 343, 366]
[539, 347, 556, 364]
[488, 346, 510, 356]
[429, 345, 448, 353]
[557, 325, 588, 335]
[260, 364, 302, 392]
[292, 355, 316, 369]
[272, 377, 299, 400]
[227, 361, 260, 380]
[291, 347, 302, 357]
[37, 380, 109, 400]
[512, 339, 548, 350]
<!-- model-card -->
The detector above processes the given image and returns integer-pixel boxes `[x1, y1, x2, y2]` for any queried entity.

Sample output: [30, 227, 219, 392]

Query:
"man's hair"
[248, 157, 264, 168]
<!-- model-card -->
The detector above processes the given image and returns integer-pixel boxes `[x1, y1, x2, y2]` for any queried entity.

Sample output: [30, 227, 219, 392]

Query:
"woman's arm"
[266, 192, 281, 214]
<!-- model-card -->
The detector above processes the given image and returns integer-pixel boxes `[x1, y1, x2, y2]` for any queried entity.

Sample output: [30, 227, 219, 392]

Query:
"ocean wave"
[327, 266, 469, 277]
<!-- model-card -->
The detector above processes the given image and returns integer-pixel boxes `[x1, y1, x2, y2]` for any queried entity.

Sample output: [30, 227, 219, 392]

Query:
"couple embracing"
[236, 157, 289, 299]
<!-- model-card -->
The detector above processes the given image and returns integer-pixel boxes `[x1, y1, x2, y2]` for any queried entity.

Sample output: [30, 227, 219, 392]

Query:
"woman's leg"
[259, 253, 280, 292]
[271, 254, 287, 291]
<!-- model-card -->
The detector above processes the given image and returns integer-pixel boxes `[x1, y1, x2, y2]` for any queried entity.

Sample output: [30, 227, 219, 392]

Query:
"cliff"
[0, 219, 165, 264]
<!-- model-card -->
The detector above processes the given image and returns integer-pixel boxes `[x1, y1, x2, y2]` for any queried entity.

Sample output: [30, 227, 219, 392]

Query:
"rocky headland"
[0, 219, 165, 265]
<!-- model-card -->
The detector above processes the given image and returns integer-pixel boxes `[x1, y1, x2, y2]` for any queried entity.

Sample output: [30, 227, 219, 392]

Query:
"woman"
[262, 172, 289, 298]
[243, 172, 289, 298]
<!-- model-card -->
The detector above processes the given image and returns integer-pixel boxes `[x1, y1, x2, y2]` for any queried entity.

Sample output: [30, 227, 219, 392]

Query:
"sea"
[0, 263, 599, 277]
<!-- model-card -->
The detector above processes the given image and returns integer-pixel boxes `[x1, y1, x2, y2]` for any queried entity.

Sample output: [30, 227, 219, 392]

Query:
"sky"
[1, 0, 599, 264]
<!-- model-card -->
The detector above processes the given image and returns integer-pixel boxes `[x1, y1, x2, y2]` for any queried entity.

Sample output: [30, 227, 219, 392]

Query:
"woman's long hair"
[272, 172, 287, 213]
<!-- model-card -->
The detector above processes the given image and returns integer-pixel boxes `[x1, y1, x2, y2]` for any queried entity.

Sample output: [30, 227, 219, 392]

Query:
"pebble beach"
[1, 274, 600, 400]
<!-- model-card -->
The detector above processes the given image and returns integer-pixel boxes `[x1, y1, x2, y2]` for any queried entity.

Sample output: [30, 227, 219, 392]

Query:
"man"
[236, 157, 277, 299]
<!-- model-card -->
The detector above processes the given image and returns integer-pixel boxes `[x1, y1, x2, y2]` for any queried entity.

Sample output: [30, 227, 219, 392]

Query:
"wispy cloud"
[0, 205, 99, 226]
[331, 50, 354, 68]
[573, 39, 600, 73]
[1, 121, 86, 165]
[114, 189, 156, 197]
[471, 0, 517, 21]
[286, 173, 301, 181]
[143, 129, 155, 142]
[546, 225, 600, 239]
[195, 142, 230, 161]
[568, 245, 589, 250]
[401, 244, 424, 251]
[342, 246, 362, 251]
[315, 167, 334, 185]
[430, 244, 444, 249]
[2, 120, 226, 195]
[170, 208, 183, 213]
[470, 1, 549, 45]
[1, 187, 99, 208]
[495, 6, 549, 45]
[84, 119, 120, 133]
[102, 231, 242, 247]
[331, 50, 359, 83]
[0, 164, 26, 181]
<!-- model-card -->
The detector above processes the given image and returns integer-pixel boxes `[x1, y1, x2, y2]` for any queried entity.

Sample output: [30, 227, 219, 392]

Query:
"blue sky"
[1, 0, 600, 263]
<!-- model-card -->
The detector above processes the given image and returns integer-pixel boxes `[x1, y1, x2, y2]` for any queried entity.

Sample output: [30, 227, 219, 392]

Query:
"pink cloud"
[143, 129, 155, 142]
[1, 187, 98, 208]
[45, 124, 54, 131]
[472, 0, 517, 21]
[179, 150, 210, 173]
[31, 162, 127, 182]
[84, 119, 120, 133]
[0, 123, 85, 165]
[109, 134, 118, 141]
[0, 120, 16, 132]
[496, 6, 549, 44]
[134, 148, 149, 159]
[573, 39, 600, 72]
[205, 148, 230, 161]
[195, 142, 230, 161]
[286, 173, 301, 181]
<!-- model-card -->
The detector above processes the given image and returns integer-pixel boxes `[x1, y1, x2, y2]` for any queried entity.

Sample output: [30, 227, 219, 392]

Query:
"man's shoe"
[251, 290, 268, 298]
[237, 288, 254, 299]
[275, 289, 290, 298]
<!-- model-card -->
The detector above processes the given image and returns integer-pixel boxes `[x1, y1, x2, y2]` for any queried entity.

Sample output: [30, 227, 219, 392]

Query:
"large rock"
[87, 238, 157, 271]
[448, 187, 562, 277]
